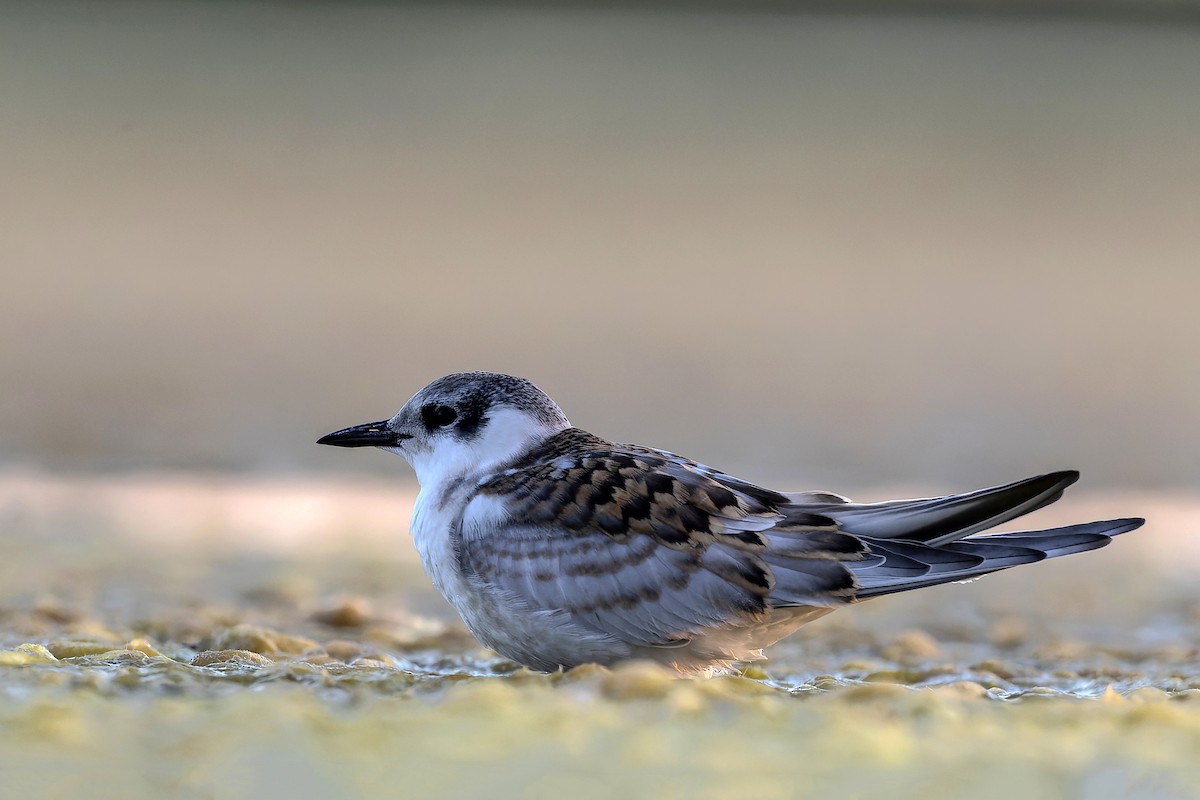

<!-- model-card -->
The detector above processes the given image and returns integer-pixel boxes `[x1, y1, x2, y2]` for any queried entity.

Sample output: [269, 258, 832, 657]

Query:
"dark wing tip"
[1108, 517, 1146, 534]
[1049, 469, 1081, 486]
[1032, 470, 1080, 494]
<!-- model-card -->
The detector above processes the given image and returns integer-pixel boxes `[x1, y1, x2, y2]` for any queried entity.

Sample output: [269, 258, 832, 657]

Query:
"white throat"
[404, 405, 567, 604]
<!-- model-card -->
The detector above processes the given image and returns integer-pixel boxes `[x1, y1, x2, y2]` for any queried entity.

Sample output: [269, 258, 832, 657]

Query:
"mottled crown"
[411, 372, 570, 432]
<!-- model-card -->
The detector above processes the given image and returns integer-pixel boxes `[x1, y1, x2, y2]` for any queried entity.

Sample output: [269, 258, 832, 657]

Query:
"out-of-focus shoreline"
[435, 0, 1200, 22]
[0, 469, 418, 555]
[0, 468, 1193, 562]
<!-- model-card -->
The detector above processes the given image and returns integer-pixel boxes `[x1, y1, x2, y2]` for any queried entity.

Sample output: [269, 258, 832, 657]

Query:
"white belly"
[409, 486, 627, 670]
[410, 486, 476, 607]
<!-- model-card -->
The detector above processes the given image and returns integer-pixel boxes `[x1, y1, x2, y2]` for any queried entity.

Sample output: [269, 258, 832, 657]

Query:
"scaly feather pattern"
[318, 371, 1146, 673]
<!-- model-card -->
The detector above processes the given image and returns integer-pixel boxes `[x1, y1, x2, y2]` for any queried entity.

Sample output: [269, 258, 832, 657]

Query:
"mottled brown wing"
[459, 436, 867, 648]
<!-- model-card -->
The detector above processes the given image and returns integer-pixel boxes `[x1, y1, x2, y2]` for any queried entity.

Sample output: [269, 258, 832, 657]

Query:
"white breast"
[409, 484, 473, 606]
[409, 478, 629, 671]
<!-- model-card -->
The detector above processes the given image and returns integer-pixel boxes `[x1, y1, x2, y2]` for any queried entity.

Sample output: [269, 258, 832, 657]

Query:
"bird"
[317, 371, 1144, 675]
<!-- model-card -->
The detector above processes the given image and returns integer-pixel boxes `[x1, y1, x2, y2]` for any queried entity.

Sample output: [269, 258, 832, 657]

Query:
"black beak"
[317, 419, 409, 448]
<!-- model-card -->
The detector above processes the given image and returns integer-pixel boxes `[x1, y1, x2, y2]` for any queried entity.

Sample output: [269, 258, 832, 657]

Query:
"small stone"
[191, 649, 273, 667]
[301, 653, 336, 666]
[207, 624, 317, 656]
[352, 658, 391, 669]
[312, 597, 372, 628]
[562, 663, 607, 683]
[207, 625, 277, 655]
[33, 602, 80, 625]
[93, 649, 152, 665]
[0, 644, 59, 665]
[124, 638, 163, 658]
[47, 641, 115, 659]
[324, 640, 366, 663]
[881, 630, 941, 664]
[973, 658, 1018, 681]
[987, 617, 1028, 648]
[1034, 639, 1088, 662]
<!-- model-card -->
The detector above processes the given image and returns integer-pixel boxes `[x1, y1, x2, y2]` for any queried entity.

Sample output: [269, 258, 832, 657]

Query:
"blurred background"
[2, 0, 1198, 491]
[2, 4, 1200, 797]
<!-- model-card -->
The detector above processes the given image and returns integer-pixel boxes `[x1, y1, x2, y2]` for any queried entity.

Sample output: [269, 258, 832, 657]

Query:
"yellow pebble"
[323, 639, 365, 663]
[191, 649, 274, 667]
[124, 638, 163, 658]
[881, 630, 941, 664]
[987, 617, 1029, 648]
[352, 658, 391, 669]
[208, 624, 318, 656]
[93, 649, 152, 664]
[562, 663, 608, 683]
[312, 597, 372, 628]
[46, 641, 113, 659]
[0, 644, 58, 665]
[302, 653, 336, 666]
[973, 659, 1020, 681]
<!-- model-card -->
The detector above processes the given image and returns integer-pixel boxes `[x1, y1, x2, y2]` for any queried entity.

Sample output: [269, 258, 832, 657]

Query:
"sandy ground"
[1, 471, 1197, 799]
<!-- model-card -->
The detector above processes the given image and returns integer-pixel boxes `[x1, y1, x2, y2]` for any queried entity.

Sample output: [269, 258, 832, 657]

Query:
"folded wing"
[461, 432, 1144, 655]
[459, 432, 868, 651]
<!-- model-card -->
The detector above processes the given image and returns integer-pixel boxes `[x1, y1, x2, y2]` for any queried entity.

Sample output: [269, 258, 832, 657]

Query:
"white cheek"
[419, 438, 476, 479]
[471, 407, 552, 462]
[412, 407, 567, 489]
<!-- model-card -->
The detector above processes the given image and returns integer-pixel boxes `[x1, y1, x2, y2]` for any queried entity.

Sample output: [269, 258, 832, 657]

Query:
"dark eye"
[422, 404, 458, 429]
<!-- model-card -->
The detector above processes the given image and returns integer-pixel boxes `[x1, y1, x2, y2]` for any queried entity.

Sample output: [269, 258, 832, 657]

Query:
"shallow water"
[1, 473, 1197, 798]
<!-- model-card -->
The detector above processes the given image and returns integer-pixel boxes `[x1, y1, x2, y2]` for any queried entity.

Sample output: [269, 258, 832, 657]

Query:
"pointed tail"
[788, 470, 1080, 546]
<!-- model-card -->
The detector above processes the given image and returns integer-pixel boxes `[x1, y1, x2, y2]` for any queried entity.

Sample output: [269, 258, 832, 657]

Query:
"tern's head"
[317, 372, 571, 484]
